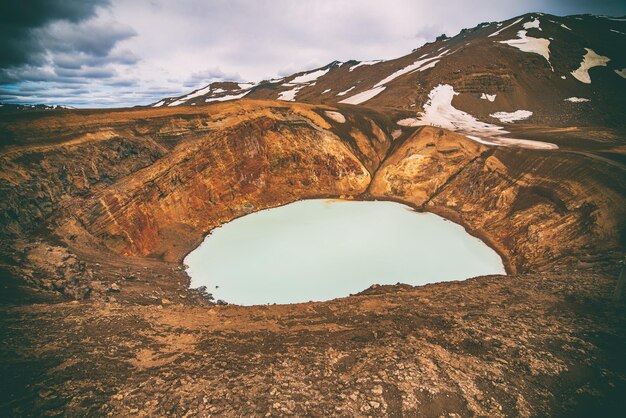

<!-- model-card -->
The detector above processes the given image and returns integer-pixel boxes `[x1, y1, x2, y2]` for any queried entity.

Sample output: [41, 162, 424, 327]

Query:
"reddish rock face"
[1, 99, 624, 286]
[370, 127, 626, 273]
[0, 98, 624, 417]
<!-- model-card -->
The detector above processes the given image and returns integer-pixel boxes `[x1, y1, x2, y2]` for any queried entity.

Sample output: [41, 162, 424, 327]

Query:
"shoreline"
[180, 195, 513, 306]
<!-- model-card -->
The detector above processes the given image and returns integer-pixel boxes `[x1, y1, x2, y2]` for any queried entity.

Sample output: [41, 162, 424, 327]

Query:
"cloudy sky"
[1, 0, 624, 108]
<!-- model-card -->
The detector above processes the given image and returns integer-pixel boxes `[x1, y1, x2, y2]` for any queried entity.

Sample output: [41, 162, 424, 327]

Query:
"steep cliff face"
[1, 99, 625, 418]
[0, 101, 397, 266]
[370, 127, 626, 273]
[0, 132, 165, 239]
[1, 100, 624, 282]
[78, 112, 379, 261]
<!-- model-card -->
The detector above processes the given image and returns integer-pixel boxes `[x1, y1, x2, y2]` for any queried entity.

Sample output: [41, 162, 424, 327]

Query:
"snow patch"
[564, 97, 590, 102]
[418, 60, 440, 71]
[488, 17, 523, 37]
[349, 60, 383, 71]
[523, 18, 542, 30]
[480, 93, 496, 102]
[466, 136, 557, 149]
[561, 23, 572, 30]
[571, 48, 610, 84]
[610, 29, 625, 35]
[615, 69, 626, 79]
[278, 85, 303, 101]
[205, 91, 250, 103]
[499, 30, 552, 67]
[322, 89, 331, 94]
[336, 86, 356, 96]
[152, 100, 166, 107]
[290, 68, 330, 84]
[396, 84, 556, 150]
[169, 84, 213, 106]
[396, 85, 498, 133]
[489, 110, 533, 123]
[373, 49, 450, 88]
[561, 75, 567, 79]
[338, 86, 386, 105]
[324, 111, 346, 123]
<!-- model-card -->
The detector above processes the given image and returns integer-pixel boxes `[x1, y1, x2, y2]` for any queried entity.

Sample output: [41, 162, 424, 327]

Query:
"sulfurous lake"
[184, 199, 505, 305]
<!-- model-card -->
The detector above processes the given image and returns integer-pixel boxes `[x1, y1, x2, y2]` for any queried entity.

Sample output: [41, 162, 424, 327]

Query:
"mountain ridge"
[153, 12, 626, 134]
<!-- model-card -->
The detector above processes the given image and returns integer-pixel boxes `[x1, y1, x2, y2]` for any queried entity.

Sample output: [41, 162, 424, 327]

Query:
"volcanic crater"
[1, 97, 625, 416]
[2, 9, 626, 418]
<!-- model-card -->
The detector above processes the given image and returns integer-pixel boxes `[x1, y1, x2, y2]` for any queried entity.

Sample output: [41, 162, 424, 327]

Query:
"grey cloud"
[106, 79, 138, 87]
[0, 0, 138, 92]
[0, 0, 111, 68]
[3, 0, 626, 108]
[0, 66, 56, 84]
[54, 49, 140, 69]
[0, 0, 110, 27]
[55, 67, 117, 79]
[41, 20, 137, 58]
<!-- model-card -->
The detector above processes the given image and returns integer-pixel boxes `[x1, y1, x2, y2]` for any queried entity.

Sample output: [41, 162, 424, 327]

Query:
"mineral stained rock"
[0, 99, 625, 417]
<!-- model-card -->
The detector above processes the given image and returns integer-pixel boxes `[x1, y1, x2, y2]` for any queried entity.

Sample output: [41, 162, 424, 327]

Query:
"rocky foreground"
[1, 273, 625, 417]
[1, 100, 625, 416]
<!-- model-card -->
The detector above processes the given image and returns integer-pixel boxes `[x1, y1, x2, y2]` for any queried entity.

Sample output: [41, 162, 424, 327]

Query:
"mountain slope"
[155, 13, 626, 132]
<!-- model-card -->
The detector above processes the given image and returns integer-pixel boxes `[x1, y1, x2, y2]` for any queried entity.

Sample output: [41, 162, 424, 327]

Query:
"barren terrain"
[1, 98, 625, 417]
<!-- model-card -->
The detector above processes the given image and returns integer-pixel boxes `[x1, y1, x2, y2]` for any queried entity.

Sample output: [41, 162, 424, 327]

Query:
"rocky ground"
[1, 100, 625, 416]
[1, 273, 624, 417]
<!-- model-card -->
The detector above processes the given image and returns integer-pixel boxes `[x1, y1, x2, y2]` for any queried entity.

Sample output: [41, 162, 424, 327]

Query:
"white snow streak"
[349, 60, 383, 71]
[169, 85, 213, 106]
[339, 49, 452, 105]
[396, 84, 556, 150]
[489, 110, 533, 123]
[278, 85, 303, 101]
[480, 93, 496, 102]
[373, 49, 449, 88]
[564, 97, 590, 102]
[418, 60, 439, 71]
[523, 18, 542, 30]
[488, 17, 523, 37]
[336, 86, 356, 96]
[499, 30, 551, 67]
[571, 48, 610, 84]
[324, 111, 346, 123]
[238, 82, 256, 90]
[290, 68, 329, 84]
[338, 86, 386, 105]
[205, 91, 250, 103]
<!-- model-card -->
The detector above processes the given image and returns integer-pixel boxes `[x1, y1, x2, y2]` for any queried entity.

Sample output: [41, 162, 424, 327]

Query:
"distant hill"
[153, 13, 626, 130]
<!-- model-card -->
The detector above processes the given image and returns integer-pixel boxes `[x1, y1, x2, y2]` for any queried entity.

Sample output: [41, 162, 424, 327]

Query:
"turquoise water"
[184, 199, 505, 305]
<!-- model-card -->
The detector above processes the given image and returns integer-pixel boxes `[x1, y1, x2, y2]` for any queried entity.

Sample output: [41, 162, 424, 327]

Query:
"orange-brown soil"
[1, 100, 625, 416]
